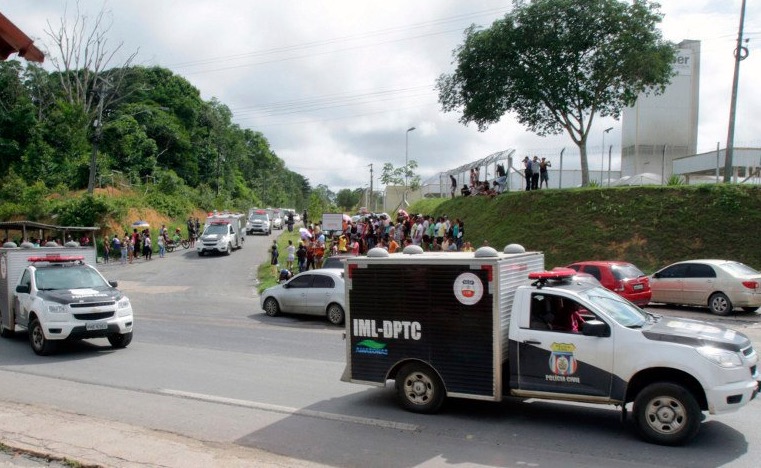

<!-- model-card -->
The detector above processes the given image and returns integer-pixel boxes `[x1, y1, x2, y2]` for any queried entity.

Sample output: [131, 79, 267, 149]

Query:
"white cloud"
[4, 0, 760, 191]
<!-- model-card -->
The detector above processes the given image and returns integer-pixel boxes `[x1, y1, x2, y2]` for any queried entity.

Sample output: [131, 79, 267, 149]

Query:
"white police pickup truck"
[1, 250, 133, 355]
[342, 245, 760, 445]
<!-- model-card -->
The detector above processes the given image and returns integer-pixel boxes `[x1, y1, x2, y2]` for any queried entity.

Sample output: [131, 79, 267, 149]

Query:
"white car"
[260, 269, 345, 325]
[272, 216, 283, 230]
[650, 259, 761, 315]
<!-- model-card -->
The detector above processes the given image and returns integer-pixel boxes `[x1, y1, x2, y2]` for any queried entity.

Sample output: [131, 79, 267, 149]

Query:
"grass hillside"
[411, 185, 761, 273]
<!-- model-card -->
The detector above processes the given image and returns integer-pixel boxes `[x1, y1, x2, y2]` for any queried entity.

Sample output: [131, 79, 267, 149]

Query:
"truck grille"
[71, 301, 115, 308]
[73, 312, 115, 320]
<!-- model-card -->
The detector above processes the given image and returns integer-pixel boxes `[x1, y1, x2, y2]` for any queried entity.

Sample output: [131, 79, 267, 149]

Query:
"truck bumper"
[705, 378, 760, 414]
[45, 315, 133, 341]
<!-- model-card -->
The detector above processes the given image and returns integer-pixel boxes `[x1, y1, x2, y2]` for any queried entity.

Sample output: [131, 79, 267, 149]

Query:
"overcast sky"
[4, 1, 760, 191]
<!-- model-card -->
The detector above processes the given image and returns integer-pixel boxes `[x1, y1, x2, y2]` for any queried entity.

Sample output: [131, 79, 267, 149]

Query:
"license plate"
[633, 284, 644, 290]
[86, 322, 108, 331]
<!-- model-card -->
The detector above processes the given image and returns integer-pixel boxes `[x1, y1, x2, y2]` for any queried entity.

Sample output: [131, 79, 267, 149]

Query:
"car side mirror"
[109, 281, 118, 288]
[581, 320, 610, 337]
[653, 272, 661, 279]
[282, 283, 290, 289]
[15, 284, 30, 294]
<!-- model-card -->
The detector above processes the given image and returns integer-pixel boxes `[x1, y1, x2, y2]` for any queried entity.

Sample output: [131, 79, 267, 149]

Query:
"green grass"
[412, 185, 761, 273]
[256, 230, 302, 293]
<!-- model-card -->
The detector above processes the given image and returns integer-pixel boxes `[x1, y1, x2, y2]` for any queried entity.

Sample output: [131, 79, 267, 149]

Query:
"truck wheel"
[29, 318, 55, 356]
[395, 363, 445, 414]
[108, 332, 133, 349]
[198, 251, 204, 257]
[326, 303, 345, 325]
[263, 298, 280, 317]
[633, 382, 701, 446]
[708, 293, 732, 316]
[226, 243, 232, 255]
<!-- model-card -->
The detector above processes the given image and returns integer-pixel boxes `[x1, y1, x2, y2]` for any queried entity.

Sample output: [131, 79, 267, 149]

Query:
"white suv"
[12, 256, 134, 355]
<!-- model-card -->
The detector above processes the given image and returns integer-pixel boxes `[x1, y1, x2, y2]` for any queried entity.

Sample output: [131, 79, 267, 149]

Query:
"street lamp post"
[601, 127, 613, 184]
[404, 126, 416, 205]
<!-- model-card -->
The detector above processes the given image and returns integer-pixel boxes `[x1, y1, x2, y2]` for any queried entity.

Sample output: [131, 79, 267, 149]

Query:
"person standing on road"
[157, 233, 165, 258]
[143, 233, 152, 260]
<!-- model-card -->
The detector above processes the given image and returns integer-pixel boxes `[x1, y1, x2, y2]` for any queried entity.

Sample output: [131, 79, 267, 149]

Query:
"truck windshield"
[34, 266, 109, 290]
[580, 287, 647, 328]
[204, 224, 229, 235]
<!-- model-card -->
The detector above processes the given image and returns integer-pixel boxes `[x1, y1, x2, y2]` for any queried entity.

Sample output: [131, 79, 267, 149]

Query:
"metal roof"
[0, 12, 44, 62]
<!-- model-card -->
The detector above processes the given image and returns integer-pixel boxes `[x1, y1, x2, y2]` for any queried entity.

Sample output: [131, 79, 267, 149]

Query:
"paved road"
[1, 237, 761, 467]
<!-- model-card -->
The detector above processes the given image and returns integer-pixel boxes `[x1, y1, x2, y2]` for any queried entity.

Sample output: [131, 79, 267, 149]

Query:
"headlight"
[697, 346, 743, 368]
[47, 303, 66, 313]
[117, 297, 131, 309]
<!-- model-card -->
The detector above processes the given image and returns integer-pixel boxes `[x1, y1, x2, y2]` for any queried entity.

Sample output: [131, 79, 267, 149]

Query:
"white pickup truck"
[1, 248, 134, 355]
[341, 245, 760, 445]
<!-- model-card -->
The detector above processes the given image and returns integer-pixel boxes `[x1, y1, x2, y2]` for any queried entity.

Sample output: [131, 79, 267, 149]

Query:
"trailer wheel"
[395, 363, 445, 413]
[263, 298, 280, 317]
[108, 331, 133, 349]
[326, 303, 345, 325]
[0, 311, 13, 338]
[633, 382, 701, 446]
[29, 318, 55, 356]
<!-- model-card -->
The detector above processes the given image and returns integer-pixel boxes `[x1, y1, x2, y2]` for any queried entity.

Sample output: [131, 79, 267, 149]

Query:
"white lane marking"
[160, 389, 419, 432]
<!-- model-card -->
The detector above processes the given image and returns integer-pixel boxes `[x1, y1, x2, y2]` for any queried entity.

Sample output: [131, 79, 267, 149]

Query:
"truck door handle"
[523, 339, 541, 345]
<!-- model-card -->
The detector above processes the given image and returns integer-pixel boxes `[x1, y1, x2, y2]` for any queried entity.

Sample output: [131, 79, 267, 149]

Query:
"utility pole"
[368, 163, 373, 211]
[723, 0, 749, 183]
[87, 87, 106, 194]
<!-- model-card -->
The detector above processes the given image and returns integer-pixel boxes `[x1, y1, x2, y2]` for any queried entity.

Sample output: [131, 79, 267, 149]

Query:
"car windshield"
[34, 265, 109, 290]
[722, 262, 759, 276]
[579, 286, 647, 327]
[611, 264, 645, 280]
[251, 214, 267, 221]
[204, 224, 229, 235]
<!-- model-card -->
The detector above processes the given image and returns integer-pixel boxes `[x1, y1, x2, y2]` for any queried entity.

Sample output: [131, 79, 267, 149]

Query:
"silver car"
[650, 259, 761, 315]
[260, 269, 345, 325]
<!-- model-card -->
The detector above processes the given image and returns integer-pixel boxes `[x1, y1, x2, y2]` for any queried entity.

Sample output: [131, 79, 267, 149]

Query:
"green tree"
[336, 189, 362, 212]
[380, 161, 421, 191]
[437, 0, 675, 185]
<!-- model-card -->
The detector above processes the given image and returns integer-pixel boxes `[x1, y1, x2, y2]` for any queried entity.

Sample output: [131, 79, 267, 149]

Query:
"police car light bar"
[528, 268, 577, 280]
[27, 255, 84, 263]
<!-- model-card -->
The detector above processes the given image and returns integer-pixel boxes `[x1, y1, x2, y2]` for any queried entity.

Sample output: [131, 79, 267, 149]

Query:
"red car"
[566, 261, 651, 306]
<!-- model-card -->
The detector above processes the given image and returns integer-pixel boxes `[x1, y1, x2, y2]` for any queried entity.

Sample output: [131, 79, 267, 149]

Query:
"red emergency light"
[27, 255, 84, 263]
[209, 221, 231, 225]
[528, 268, 577, 281]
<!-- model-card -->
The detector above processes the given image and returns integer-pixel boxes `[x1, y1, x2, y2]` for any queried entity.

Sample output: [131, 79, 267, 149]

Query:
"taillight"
[613, 280, 625, 292]
[348, 263, 357, 279]
[742, 280, 758, 289]
[481, 264, 493, 282]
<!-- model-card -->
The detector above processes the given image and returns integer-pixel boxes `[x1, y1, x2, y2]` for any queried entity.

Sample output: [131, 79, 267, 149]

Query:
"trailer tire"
[108, 331, 133, 349]
[0, 311, 13, 338]
[395, 362, 445, 414]
[633, 382, 701, 446]
[326, 303, 345, 325]
[29, 318, 55, 356]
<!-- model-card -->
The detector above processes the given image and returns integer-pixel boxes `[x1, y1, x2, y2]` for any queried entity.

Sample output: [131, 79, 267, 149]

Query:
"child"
[286, 240, 295, 271]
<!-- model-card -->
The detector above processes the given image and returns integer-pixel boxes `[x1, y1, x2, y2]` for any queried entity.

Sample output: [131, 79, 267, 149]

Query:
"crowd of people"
[270, 210, 475, 282]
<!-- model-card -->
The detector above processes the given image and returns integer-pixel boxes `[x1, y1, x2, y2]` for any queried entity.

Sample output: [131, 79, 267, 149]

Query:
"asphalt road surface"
[1, 234, 760, 467]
